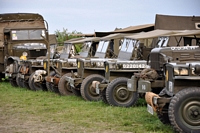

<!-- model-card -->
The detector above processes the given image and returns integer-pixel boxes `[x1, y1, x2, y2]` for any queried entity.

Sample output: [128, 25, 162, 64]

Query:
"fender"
[5, 56, 20, 73]
[6, 56, 20, 66]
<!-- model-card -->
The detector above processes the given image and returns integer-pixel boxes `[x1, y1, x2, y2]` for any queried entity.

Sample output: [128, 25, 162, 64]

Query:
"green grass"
[0, 82, 173, 133]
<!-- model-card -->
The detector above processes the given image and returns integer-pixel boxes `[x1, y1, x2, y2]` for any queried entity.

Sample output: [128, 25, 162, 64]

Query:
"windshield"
[63, 43, 73, 53]
[121, 38, 135, 52]
[50, 44, 57, 55]
[80, 42, 92, 53]
[11, 29, 46, 40]
[96, 40, 109, 53]
[96, 41, 104, 52]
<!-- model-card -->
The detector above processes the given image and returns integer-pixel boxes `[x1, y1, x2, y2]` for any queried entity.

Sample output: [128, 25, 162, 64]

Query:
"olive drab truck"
[127, 16, 200, 132]
[42, 37, 100, 94]
[16, 34, 58, 90]
[65, 33, 144, 101]
[94, 29, 183, 107]
[54, 24, 154, 95]
[143, 30, 200, 133]
[31, 37, 84, 91]
[0, 13, 49, 86]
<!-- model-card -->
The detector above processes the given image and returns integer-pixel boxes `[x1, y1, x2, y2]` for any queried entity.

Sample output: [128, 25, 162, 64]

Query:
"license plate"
[147, 104, 154, 115]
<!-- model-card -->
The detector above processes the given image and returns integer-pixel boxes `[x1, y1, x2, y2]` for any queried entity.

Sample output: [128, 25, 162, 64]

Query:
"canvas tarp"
[95, 24, 154, 37]
[125, 29, 182, 40]
[155, 14, 200, 30]
[100, 33, 134, 41]
[48, 34, 57, 44]
[164, 30, 200, 37]
[68, 37, 100, 44]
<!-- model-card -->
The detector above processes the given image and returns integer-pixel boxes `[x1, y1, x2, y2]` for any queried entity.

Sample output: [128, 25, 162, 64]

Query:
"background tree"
[55, 28, 83, 52]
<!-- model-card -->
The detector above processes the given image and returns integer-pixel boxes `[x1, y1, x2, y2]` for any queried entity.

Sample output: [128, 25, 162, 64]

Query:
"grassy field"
[0, 82, 173, 133]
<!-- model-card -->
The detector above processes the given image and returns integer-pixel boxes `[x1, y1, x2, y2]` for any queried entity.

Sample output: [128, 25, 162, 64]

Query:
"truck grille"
[29, 49, 47, 59]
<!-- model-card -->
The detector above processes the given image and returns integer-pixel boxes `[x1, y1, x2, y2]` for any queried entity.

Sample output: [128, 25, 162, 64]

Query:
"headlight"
[22, 52, 28, 56]
[20, 52, 28, 60]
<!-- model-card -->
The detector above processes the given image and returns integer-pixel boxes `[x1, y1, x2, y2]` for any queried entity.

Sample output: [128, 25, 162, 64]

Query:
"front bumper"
[145, 92, 171, 115]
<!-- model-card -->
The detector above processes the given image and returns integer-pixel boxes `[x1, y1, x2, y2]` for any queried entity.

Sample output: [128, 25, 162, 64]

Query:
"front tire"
[71, 87, 81, 96]
[106, 77, 138, 107]
[80, 74, 104, 101]
[16, 73, 24, 88]
[100, 89, 108, 104]
[9, 78, 18, 87]
[168, 87, 200, 133]
[46, 71, 56, 92]
[58, 73, 73, 96]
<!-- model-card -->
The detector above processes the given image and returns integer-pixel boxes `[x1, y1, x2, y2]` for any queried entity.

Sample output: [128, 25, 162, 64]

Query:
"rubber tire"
[100, 89, 108, 104]
[58, 73, 73, 96]
[46, 71, 56, 92]
[9, 79, 18, 87]
[49, 83, 60, 93]
[106, 77, 138, 107]
[29, 72, 45, 91]
[157, 103, 170, 125]
[80, 74, 104, 101]
[24, 79, 31, 90]
[168, 87, 200, 133]
[16, 73, 24, 88]
[71, 87, 81, 96]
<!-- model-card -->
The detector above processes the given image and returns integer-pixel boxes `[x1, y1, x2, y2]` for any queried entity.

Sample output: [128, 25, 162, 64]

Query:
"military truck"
[16, 34, 59, 90]
[27, 37, 81, 91]
[93, 29, 182, 107]
[34, 38, 83, 91]
[0, 13, 49, 86]
[65, 33, 148, 101]
[34, 37, 100, 94]
[143, 30, 200, 132]
[43, 24, 154, 95]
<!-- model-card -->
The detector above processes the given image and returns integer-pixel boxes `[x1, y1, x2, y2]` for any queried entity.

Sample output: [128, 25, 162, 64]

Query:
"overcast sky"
[1, 0, 200, 34]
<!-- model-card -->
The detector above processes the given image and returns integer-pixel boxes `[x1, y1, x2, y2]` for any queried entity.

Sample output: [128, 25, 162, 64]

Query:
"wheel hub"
[183, 101, 200, 126]
[190, 108, 200, 118]
[116, 87, 129, 100]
